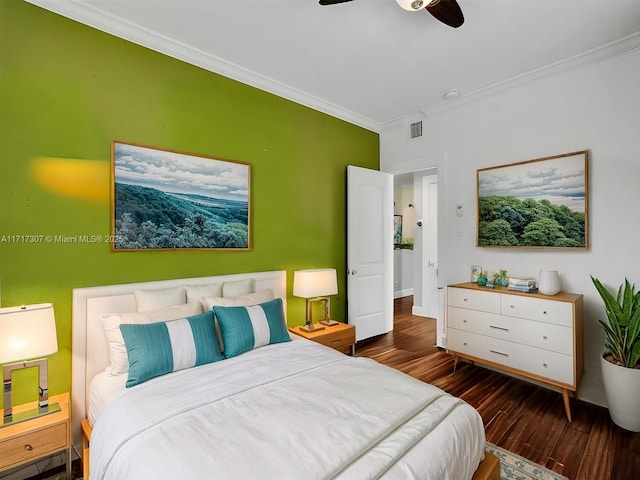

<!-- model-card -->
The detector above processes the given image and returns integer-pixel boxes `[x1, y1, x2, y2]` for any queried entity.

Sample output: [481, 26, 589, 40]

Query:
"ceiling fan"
[319, 0, 465, 29]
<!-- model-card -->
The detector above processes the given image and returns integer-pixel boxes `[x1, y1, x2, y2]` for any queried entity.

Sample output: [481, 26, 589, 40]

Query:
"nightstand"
[0, 392, 71, 478]
[289, 322, 356, 355]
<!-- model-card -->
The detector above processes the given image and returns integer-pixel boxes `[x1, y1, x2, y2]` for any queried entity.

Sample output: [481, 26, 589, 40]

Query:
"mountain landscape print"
[112, 142, 250, 250]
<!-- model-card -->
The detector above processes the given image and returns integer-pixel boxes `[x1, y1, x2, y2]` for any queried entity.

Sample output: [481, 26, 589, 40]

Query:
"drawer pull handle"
[463, 319, 467, 323]
[463, 298, 468, 302]
[509, 305, 515, 309]
[24, 444, 33, 451]
[543, 336, 548, 340]
[543, 363, 548, 368]
[490, 349, 509, 357]
[543, 310, 548, 315]
[463, 342, 467, 346]
[490, 325, 509, 332]
[331, 339, 340, 344]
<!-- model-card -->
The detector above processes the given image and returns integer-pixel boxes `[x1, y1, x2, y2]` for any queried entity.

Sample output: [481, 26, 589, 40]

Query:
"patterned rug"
[486, 442, 569, 480]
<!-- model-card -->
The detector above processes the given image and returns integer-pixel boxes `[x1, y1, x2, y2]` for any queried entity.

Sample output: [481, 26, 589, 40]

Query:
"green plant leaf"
[591, 276, 640, 368]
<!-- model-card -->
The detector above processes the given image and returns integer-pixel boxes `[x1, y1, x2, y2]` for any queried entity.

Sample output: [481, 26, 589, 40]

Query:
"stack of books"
[508, 278, 537, 293]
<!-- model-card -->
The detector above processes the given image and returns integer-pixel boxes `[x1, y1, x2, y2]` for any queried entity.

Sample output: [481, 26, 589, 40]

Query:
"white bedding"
[88, 371, 126, 426]
[90, 339, 485, 480]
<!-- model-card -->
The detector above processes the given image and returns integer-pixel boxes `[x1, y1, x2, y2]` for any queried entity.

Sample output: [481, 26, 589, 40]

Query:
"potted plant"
[591, 276, 640, 431]
[477, 271, 488, 287]
[493, 269, 509, 287]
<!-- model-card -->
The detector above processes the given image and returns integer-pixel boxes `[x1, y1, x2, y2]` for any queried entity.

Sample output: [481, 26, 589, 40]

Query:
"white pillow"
[201, 289, 274, 311]
[221, 278, 254, 298]
[134, 286, 187, 311]
[101, 302, 202, 375]
[185, 283, 223, 303]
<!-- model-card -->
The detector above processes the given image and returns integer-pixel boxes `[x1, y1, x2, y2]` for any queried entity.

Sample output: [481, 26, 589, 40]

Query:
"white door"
[422, 175, 439, 318]
[347, 166, 393, 342]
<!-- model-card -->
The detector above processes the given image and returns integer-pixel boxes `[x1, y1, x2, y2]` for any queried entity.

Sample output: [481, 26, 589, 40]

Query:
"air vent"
[409, 121, 422, 139]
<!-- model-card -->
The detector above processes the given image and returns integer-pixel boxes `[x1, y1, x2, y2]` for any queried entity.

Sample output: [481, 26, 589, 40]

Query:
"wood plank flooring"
[355, 296, 640, 480]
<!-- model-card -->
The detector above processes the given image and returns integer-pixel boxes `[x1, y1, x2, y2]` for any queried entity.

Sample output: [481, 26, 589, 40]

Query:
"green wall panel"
[0, 0, 379, 404]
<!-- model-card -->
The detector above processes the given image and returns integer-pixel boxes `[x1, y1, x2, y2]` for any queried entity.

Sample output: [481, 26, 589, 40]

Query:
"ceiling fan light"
[395, 0, 428, 12]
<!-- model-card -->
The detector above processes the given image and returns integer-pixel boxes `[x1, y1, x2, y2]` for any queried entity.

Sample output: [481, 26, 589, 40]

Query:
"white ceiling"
[28, 0, 640, 132]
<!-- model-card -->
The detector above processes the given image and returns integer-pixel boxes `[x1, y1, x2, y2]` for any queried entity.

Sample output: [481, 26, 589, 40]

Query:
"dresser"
[446, 283, 583, 421]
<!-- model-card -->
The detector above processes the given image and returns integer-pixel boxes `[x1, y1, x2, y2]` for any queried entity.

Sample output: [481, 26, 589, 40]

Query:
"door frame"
[384, 153, 448, 340]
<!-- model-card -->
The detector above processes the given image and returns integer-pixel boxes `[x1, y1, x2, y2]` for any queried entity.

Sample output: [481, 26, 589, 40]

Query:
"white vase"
[601, 353, 640, 431]
[538, 270, 561, 295]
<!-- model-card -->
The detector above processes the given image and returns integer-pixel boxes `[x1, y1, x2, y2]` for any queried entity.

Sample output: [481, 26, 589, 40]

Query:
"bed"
[72, 270, 498, 479]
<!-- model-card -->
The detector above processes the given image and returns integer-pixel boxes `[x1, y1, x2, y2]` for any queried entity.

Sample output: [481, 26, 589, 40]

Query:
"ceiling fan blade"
[319, 0, 353, 5]
[426, 0, 464, 28]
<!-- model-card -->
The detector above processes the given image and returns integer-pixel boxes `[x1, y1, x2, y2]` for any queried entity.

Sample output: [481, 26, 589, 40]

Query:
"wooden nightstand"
[289, 322, 356, 355]
[0, 392, 71, 478]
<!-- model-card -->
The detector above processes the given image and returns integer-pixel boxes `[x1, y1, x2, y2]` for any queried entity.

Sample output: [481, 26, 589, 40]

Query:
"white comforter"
[90, 339, 485, 480]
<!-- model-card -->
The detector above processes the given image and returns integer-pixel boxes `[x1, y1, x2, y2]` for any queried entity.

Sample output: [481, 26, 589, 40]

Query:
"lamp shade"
[0, 303, 58, 364]
[293, 269, 338, 298]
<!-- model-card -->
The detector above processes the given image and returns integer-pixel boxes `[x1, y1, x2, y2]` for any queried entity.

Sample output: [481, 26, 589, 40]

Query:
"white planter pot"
[600, 353, 640, 432]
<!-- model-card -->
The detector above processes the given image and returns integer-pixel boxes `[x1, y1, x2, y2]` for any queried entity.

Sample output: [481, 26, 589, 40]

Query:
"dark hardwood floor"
[355, 296, 640, 480]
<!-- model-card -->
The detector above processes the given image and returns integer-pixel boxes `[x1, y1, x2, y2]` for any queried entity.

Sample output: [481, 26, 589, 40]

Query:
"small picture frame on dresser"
[471, 265, 482, 282]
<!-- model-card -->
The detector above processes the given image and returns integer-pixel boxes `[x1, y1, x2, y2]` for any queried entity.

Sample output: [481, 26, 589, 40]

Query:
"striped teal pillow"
[214, 298, 291, 358]
[120, 311, 224, 387]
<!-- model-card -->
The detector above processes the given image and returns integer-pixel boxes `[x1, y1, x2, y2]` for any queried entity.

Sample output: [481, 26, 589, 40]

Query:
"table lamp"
[293, 269, 338, 332]
[0, 303, 59, 426]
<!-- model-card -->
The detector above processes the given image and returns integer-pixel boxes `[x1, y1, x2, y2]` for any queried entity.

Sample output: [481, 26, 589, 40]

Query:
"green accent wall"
[0, 0, 379, 404]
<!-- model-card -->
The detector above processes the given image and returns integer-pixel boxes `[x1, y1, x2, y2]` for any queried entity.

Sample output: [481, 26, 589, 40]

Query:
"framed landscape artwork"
[477, 151, 588, 249]
[111, 141, 250, 251]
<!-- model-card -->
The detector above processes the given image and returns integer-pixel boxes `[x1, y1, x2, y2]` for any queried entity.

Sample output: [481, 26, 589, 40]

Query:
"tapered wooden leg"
[562, 389, 572, 422]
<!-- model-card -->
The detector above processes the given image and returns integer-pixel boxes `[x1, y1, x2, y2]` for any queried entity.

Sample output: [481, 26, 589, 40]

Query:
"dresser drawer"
[313, 327, 355, 350]
[500, 295, 573, 327]
[448, 306, 573, 355]
[0, 423, 68, 470]
[447, 287, 500, 314]
[448, 329, 574, 385]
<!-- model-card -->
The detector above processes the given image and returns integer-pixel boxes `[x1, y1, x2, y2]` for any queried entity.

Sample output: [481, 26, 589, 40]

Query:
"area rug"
[486, 442, 568, 480]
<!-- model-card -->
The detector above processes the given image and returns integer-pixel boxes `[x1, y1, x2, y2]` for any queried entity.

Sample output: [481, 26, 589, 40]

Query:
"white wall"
[393, 178, 416, 242]
[393, 249, 414, 298]
[379, 47, 640, 407]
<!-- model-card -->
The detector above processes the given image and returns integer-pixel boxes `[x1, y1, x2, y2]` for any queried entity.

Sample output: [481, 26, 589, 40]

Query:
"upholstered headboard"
[71, 270, 287, 446]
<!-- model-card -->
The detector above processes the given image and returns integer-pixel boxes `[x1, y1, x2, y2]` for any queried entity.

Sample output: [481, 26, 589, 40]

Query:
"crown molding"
[418, 30, 640, 117]
[25, 0, 382, 133]
[25, 1, 640, 132]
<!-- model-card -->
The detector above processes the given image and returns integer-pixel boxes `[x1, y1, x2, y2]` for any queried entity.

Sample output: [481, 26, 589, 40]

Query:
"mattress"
[90, 338, 485, 480]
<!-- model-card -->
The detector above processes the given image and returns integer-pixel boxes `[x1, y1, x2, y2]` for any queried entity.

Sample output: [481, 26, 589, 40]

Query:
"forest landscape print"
[477, 151, 588, 248]
[112, 142, 250, 250]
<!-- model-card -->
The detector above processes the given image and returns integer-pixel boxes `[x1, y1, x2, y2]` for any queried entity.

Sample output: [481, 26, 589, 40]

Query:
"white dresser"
[446, 283, 583, 421]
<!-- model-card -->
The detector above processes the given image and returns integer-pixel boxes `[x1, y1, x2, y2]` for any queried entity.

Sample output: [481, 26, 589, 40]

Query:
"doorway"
[393, 168, 441, 345]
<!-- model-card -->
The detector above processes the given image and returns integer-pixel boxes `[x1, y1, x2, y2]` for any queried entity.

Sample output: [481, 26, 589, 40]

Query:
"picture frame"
[471, 265, 482, 282]
[111, 141, 251, 251]
[393, 215, 402, 245]
[477, 150, 588, 249]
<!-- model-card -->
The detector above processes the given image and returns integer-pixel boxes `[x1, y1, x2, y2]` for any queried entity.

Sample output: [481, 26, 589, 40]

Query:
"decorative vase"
[497, 277, 509, 287]
[601, 353, 640, 432]
[538, 270, 561, 295]
[477, 278, 487, 286]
